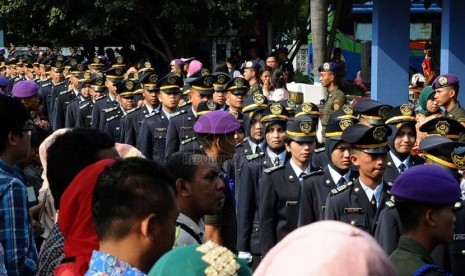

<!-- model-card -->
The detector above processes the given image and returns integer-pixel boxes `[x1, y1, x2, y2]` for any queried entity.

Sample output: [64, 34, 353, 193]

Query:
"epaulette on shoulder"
[41, 82, 51, 88]
[126, 106, 139, 114]
[145, 111, 159, 119]
[385, 200, 395, 209]
[303, 169, 324, 180]
[171, 109, 187, 118]
[245, 152, 265, 161]
[104, 106, 118, 113]
[79, 102, 91, 109]
[178, 101, 191, 108]
[69, 97, 79, 103]
[59, 90, 69, 95]
[264, 164, 285, 174]
[96, 95, 108, 101]
[106, 115, 119, 122]
[235, 137, 248, 148]
[314, 147, 325, 153]
[330, 183, 352, 195]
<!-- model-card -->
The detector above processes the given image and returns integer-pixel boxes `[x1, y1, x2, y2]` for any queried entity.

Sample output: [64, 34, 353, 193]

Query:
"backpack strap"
[176, 222, 203, 245]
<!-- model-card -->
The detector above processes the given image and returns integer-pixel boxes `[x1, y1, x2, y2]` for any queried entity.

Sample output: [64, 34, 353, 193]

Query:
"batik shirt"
[85, 250, 146, 276]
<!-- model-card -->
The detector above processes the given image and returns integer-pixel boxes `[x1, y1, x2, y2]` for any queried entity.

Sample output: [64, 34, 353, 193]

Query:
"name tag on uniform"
[155, 128, 167, 132]
[344, 208, 363, 214]
[454, 234, 465, 240]
[181, 127, 193, 130]
[286, 201, 298, 206]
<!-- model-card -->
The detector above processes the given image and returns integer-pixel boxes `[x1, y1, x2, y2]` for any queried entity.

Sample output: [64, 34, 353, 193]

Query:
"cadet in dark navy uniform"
[121, 69, 161, 146]
[76, 73, 107, 128]
[353, 99, 392, 127]
[383, 104, 424, 184]
[103, 79, 136, 142]
[91, 67, 124, 130]
[165, 74, 216, 158]
[212, 72, 231, 110]
[62, 60, 86, 128]
[237, 103, 289, 265]
[259, 117, 318, 256]
[419, 116, 465, 142]
[65, 69, 90, 128]
[298, 114, 358, 226]
[137, 73, 183, 164]
[325, 124, 392, 236]
[44, 56, 67, 127]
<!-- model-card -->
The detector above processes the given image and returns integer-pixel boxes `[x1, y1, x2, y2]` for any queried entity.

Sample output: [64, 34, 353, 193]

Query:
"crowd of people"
[0, 44, 465, 276]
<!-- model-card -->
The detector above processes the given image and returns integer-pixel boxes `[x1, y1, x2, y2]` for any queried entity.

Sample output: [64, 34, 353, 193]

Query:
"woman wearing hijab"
[413, 86, 442, 154]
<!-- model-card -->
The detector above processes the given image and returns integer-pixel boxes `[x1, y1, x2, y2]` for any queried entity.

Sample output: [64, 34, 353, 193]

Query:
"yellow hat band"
[296, 111, 320, 117]
[354, 141, 388, 149]
[424, 153, 457, 169]
[261, 114, 289, 122]
[160, 85, 181, 90]
[385, 116, 416, 125]
[361, 114, 383, 120]
[325, 131, 343, 138]
[243, 103, 267, 113]
[286, 130, 316, 137]
[192, 85, 214, 91]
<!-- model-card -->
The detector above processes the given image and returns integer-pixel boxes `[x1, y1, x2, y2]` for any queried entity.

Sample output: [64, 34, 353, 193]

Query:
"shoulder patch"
[171, 109, 187, 118]
[303, 169, 324, 180]
[330, 183, 351, 195]
[264, 164, 285, 174]
[245, 152, 265, 161]
[385, 200, 395, 209]
[314, 147, 325, 153]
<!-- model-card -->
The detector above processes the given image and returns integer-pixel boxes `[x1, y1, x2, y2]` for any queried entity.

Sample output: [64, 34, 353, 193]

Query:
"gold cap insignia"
[168, 75, 177, 84]
[201, 69, 210, 76]
[93, 57, 100, 63]
[144, 62, 151, 69]
[206, 100, 217, 111]
[373, 126, 387, 142]
[378, 106, 390, 119]
[57, 55, 64, 61]
[149, 74, 158, 83]
[230, 109, 239, 118]
[300, 121, 313, 134]
[301, 103, 312, 114]
[132, 73, 139, 80]
[342, 104, 353, 115]
[438, 76, 448, 86]
[235, 78, 244, 88]
[123, 73, 128, 80]
[70, 59, 77, 66]
[217, 75, 226, 84]
[400, 104, 413, 116]
[203, 76, 213, 87]
[323, 62, 331, 71]
[95, 76, 104, 86]
[125, 81, 134, 90]
[84, 72, 91, 80]
[116, 56, 124, 64]
[452, 152, 465, 169]
[115, 67, 123, 76]
[77, 64, 84, 71]
[339, 119, 353, 131]
[270, 103, 283, 115]
[55, 61, 62, 68]
[287, 99, 296, 109]
[253, 94, 265, 105]
[435, 120, 450, 135]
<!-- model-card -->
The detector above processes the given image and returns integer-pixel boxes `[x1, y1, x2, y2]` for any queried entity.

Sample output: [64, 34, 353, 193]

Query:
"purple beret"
[391, 165, 461, 206]
[432, 74, 460, 89]
[194, 110, 241, 134]
[12, 80, 39, 98]
[318, 62, 340, 73]
[170, 59, 185, 66]
[0, 76, 8, 87]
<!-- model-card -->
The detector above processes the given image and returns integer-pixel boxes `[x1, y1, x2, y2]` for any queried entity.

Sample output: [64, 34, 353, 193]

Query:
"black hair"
[92, 157, 176, 240]
[165, 150, 207, 184]
[46, 128, 115, 209]
[0, 95, 28, 153]
[395, 200, 443, 233]
[271, 69, 286, 89]
[30, 123, 47, 148]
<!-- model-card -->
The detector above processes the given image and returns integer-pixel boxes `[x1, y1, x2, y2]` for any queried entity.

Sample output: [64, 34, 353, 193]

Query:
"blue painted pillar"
[371, 0, 410, 106]
[440, 0, 465, 104]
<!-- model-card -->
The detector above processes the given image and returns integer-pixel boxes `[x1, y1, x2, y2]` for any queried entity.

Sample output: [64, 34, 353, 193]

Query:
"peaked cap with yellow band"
[342, 124, 392, 154]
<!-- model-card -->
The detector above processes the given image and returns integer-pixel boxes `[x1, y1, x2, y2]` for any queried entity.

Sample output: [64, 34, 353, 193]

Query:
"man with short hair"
[433, 74, 465, 127]
[319, 62, 346, 134]
[0, 95, 38, 275]
[194, 110, 241, 253]
[87, 157, 178, 274]
[242, 61, 262, 95]
[389, 165, 461, 275]
[165, 151, 226, 247]
[265, 55, 279, 71]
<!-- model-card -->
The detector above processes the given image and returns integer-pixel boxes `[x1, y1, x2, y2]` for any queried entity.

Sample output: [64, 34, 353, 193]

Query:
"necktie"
[337, 178, 346, 187]
[274, 157, 280, 166]
[398, 163, 406, 173]
[370, 194, 377, 212]
[112, 100, 118, 106]
[255, 146, 262, 154]
[299, 172, 307, 182]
